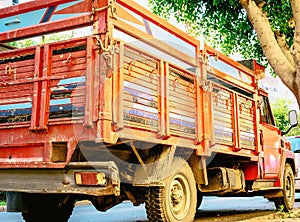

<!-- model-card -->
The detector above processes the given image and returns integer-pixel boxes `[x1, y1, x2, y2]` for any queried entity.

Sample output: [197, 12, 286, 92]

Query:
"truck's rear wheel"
[21, 194, 75, 222]
[145, 157, 197, 222]
[274, 163, 295, 211]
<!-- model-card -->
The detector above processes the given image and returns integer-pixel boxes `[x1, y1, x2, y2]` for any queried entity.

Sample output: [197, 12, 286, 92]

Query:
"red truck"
[0, 0, 298, 221]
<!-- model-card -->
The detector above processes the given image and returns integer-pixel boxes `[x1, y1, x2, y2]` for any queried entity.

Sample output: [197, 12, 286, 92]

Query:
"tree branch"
[274, 31, 294, 66]
[240, 0, 295, 91]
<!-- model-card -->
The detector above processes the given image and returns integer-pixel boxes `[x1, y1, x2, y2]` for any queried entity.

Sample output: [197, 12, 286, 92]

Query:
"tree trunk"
[240, 0, 300, 108]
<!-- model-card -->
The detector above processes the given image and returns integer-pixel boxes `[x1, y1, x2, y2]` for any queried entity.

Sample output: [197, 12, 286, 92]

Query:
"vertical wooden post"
[158, 61, 170, 139]
[253, 81, 261, 154]
[30, 46, 42, 131]
[199, 60, 213, 156]
[194, 75, 202, 145]
[96, 47, 118, 144]
[84, 36, 95, 127]
[38, 45, 51, 131]
[112, 42, 124, 131]
[233, 93, 241, 151]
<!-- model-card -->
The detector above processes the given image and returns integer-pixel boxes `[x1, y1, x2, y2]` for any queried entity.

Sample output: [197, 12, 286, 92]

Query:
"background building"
[260, 73, 299, 110]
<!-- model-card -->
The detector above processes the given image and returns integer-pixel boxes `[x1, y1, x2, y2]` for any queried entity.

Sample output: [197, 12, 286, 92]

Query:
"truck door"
[259, 94, 281, 179]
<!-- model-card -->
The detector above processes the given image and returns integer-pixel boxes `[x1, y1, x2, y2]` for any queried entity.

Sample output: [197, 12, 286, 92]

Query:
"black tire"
[274, 163, 295, 211]
[22, 194, 75, 222]
[145, 157, 197, 222]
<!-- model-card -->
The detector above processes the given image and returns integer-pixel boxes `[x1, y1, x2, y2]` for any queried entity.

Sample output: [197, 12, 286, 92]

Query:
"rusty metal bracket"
[199, 50, 209, 64]
[148, 69, 157, 83]
[201, 80, 212, 92]
[63, 54, 73, 69]
[126, 61, 135, 76]
[5, 65, 16, 80]
[213, 51, 219, 61]
[95, 35, 112, 52]
[186, 83, 195, 94]
[172, 78, 180, 90]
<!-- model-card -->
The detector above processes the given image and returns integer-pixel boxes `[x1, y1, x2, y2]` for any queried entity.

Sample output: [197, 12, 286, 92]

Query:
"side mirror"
[289, 110, 298, 127]
[283, 110, 298, 135]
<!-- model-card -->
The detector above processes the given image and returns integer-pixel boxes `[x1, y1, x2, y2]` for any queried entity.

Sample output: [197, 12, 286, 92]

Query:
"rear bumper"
[0, 161, 120, 196]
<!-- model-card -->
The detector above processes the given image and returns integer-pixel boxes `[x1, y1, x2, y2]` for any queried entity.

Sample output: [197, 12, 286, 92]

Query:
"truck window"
[260, 95, 275, 125]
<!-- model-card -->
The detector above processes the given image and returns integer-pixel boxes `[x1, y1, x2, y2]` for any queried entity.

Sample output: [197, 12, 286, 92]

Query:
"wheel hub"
[171, 181, 184, 206]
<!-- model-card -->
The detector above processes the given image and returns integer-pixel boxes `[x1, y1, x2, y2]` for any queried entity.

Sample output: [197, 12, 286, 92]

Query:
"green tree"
[271, 98, 300, 136]
[8, 38, 36, 48]
[8, 32, 74, 48]
[149, 0, 300, 108]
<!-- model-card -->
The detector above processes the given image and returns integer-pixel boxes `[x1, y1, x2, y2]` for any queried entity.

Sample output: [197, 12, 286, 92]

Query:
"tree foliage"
[0, 192, 5, 203]
[7, 32, 74, 48]
[149, 0, 292, 64]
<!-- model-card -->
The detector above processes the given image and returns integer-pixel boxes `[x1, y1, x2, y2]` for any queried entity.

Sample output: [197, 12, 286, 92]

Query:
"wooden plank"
[52, 57, 86, 69]
[123, 65, 158, 81]
[214, 117, 232, 126]
[0, 98, 32, 106]
[123, 57, 158, 73]
[123, 85, 157, 100]
[124, 91, 157, 104]
[124, 73, 158, 90]
[0, 59, 35, 70]
[124, 52, 157, 68]
[213, 110, 232, 120]
[240, 117, 255, 126]
[124, 94, 157, 106]
[239, 113, 255, 122]
[51, 63, 87, 75]
[169, 103, 196, 114]
[213, 105, 233, 114]
[170, 126, 195, 135]
[0, 47, 36, 58]
[169, 88, 196, 100]
[169, 95, 195, 106]
[123, 103, 158, 115]
[123, 120, 159, 129]
[49, 70, 86, 79]
[123, 69, 158, 85]
[0, 92, 33, 101]
[169, 74, 195, 88]
[0, 83, 34, 93]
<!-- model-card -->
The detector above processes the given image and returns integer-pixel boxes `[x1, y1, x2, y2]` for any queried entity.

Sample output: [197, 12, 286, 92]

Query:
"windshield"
[288, 137, 300, 152]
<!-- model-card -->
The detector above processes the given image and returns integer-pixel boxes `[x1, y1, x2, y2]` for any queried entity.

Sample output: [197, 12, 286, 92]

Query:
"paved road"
[1, 195, 300, 222]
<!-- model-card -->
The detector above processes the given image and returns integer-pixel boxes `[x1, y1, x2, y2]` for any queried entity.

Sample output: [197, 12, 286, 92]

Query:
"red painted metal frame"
[116, 0, 199, 48]
[0, 0, 94, 43]
[0, 0, 76, 18]
[204, 44, 257, 86]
